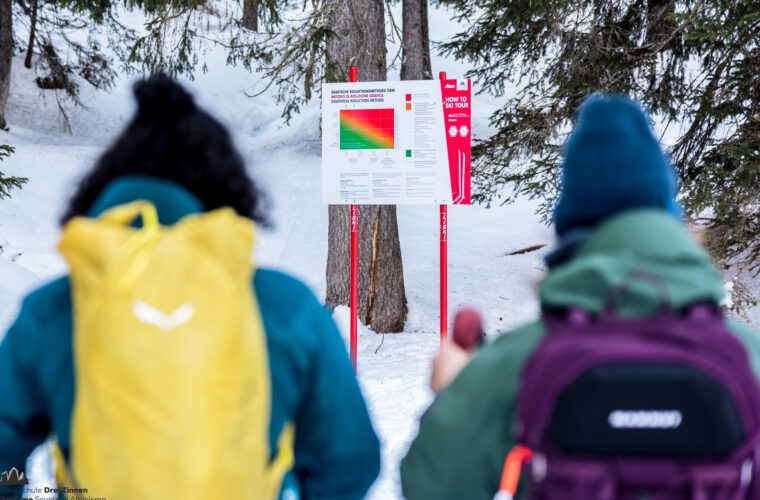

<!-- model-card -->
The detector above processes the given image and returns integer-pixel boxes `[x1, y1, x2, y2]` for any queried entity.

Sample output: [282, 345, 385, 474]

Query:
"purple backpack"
[516, 272, 760, 500]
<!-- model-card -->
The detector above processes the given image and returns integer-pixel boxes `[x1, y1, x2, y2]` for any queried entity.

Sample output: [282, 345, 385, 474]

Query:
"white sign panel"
[321, 79, 471, 205]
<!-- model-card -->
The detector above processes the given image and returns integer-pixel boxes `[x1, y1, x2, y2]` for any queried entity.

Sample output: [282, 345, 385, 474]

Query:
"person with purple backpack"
[400, 94, 760, 500]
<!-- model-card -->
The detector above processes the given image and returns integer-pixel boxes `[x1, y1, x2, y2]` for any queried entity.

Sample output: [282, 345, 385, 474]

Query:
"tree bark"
[0, 0, 12, 129]
[325, 0, 408, 333]
[24, 0, 37, 68]
[242, 0, 258, 31]
[645, 0, 677, 50]
[400, 0, 432, 80]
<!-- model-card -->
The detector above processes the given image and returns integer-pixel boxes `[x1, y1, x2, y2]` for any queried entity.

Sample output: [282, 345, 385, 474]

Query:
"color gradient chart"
[339, 109, 395, 149]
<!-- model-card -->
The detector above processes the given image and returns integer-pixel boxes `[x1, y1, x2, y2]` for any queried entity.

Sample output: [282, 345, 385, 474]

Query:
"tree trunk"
[400, 0, 432, 80]
[24, 0, 37, 69]
[645, 0, 677, 50]
[242, 0, 258, 31]
[0, 0, 12, 129]
[325, 0, 408, 333]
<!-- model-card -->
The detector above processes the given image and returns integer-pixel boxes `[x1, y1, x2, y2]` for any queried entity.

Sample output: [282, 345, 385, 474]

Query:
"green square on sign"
[405, 150, 412, 157]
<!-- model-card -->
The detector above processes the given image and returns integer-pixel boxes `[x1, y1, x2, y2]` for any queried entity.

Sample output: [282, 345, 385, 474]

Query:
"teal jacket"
[0, 176, 381, 500]
[401, 209, 760, 500]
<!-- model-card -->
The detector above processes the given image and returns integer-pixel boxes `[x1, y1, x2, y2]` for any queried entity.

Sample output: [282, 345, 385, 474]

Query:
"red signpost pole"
[439, 71, 448, 344]
[349, 66, 359, 372]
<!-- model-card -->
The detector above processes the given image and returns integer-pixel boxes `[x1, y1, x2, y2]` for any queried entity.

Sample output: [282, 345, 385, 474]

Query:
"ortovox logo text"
[132, 301, 195, 332]
[608, 410, 683, 429]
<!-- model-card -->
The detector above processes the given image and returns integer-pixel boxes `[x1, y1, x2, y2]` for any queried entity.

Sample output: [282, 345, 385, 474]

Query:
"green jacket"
[400, 209, 760, 500]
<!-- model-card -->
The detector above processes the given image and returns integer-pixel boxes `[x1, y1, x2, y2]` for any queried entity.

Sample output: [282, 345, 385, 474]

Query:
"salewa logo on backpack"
[608, 410, 683, 429]
[132, 300, 195, 332]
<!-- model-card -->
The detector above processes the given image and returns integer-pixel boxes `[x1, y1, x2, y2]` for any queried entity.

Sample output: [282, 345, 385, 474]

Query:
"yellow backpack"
[57, 201, 293, 500]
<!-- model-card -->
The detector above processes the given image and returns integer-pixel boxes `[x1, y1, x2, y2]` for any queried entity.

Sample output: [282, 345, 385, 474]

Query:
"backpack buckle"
[532, 452, 547, 482]
[741, 458, 753, 487]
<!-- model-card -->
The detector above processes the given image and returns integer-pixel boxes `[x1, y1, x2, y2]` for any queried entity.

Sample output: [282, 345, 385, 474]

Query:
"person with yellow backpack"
[0, 75, 380, 500]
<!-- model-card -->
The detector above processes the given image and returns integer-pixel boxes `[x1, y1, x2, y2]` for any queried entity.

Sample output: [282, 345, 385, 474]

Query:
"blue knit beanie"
[554, 94, 680, 236]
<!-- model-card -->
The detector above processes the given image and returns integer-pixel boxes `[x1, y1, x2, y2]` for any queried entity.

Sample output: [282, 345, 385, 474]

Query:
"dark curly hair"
[61, 74, 268, 225]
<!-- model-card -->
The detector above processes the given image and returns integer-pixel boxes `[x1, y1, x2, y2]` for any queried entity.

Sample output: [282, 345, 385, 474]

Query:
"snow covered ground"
[1, 5, 758, 500]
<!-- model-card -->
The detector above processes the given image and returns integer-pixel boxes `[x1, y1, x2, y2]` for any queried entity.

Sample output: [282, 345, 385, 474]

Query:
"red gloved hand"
[452, 307, 484, 351]
[430, 308, 484, 394]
